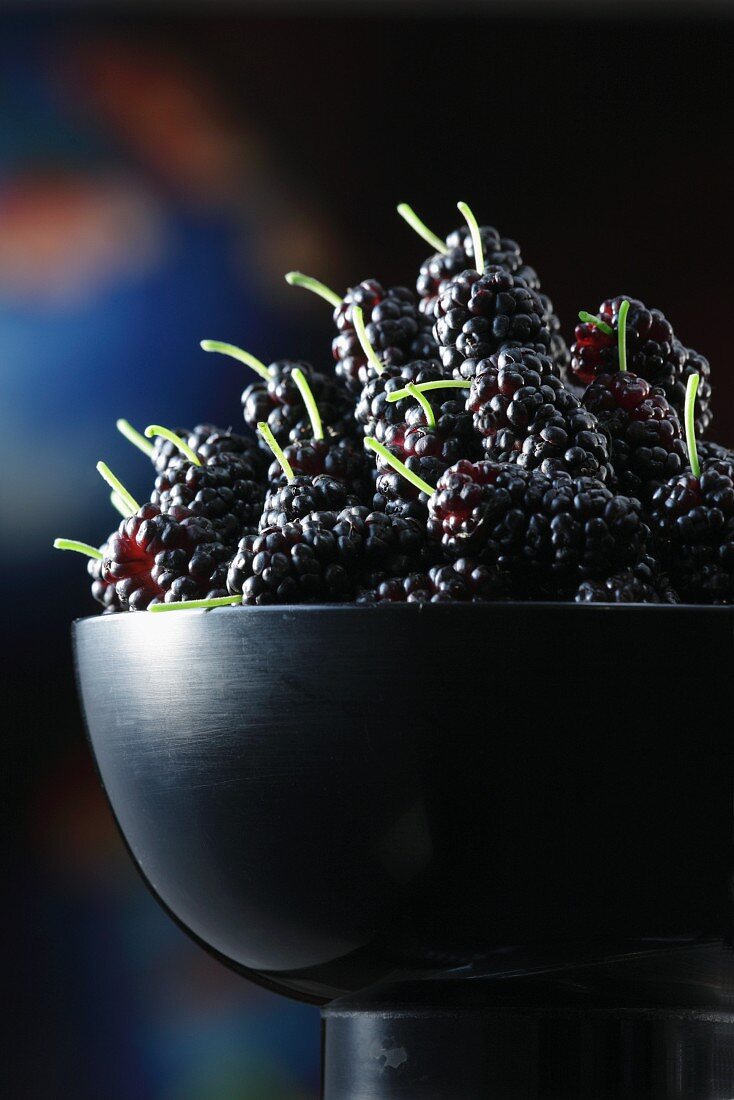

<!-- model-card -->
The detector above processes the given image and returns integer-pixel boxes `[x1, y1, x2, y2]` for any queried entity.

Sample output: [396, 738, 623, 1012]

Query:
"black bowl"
[73, 604, 734, 1098]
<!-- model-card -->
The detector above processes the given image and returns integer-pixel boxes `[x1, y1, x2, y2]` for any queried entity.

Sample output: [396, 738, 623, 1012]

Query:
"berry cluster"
[56, 200, 729, 610]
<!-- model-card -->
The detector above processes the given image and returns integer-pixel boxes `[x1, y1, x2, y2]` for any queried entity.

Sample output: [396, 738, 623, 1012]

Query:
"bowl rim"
[72, 601, 734, 628]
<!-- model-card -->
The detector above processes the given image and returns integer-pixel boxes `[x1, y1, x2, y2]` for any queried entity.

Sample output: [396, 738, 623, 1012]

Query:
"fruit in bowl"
[55, 202, 731, 612]
[61, 200, 734, 1098]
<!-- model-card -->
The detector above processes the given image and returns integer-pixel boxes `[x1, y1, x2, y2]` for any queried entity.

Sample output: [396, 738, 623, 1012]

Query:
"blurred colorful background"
[6, 4, 734, 1097]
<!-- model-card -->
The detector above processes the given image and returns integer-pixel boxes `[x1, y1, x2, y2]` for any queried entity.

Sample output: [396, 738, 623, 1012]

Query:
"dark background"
[5, 6, 734, 1098]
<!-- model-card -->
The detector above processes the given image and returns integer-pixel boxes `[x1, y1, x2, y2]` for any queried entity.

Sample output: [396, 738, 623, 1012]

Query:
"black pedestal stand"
[72, 607, 734, 1100]
[322, 984, 734, 1100]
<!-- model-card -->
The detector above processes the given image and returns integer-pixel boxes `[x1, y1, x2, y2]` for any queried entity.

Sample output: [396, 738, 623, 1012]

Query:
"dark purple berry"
[151, 423, 264, 479]
[650, 467, 734, 603]
[333, 280, 438, 395]
[570, 297, 711, 433]
[467, 346, 612, 481]
[226, 521, 355, 605]
[259, 474, 359, 530]
[152, 454, 265, 547]
[428, 461, 650, 597]
[242, 360, 353, 447]
[102, 503, 230, 611]
[575, 557, 679, 604]
[582, 371, 686, 501]
[433, 267, 551, 375]
[267, 438, 372, 500]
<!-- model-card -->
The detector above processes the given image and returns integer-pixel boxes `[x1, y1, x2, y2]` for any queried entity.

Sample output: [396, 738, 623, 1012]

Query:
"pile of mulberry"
[59, 200, 731, 611]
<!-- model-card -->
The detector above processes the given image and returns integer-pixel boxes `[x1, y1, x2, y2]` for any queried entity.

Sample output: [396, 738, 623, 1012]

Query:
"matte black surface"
[74, 604, 734, 1098]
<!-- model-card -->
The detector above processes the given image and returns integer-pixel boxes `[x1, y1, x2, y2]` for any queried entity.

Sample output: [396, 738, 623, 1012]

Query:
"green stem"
[53, 538, 103, 560]
[110, 491, 134, 518]
[285, 271, 341, 309]
[116, 418, 155, 458]
[149, 595, 243, 613]
[685, 373, 701, 480]
[200, 340, 271, 382]
[291, 367, 324, 441]
[257, 422, 295, 481]
[352, 305, 385, 376]
[387, 379, 471, 403]
[365, 437, 436, 497]
[396, 203, 447, 254]
[145, 425, 202, 467]
[96, 462, 140, 515]
[457, 201, 484, 275]
[578, 311, 614, 337]
[617, 299, 630, 373]
[405, 383, 436, 430]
